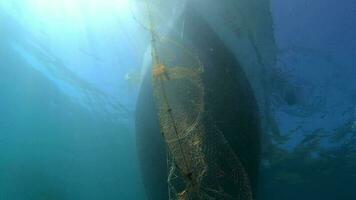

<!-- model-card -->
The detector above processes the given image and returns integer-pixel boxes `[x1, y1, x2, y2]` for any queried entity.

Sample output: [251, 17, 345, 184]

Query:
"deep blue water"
[1, 0, 355, 199]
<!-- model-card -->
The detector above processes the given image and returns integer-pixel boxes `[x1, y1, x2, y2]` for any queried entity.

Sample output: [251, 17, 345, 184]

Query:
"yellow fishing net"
[150, 38, 253, 200]
[139, 0, 254, 198]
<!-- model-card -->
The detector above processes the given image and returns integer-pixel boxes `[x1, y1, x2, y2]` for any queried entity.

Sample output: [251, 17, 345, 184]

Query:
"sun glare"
[28, 0, 131, 20]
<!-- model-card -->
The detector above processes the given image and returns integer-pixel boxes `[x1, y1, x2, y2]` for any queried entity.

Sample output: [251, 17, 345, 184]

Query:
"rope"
[158, 75, 191, 175]
[144, 0, 191, 177]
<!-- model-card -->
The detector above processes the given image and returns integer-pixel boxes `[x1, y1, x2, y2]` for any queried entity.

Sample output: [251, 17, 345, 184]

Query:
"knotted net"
[151, 38, 254, 200]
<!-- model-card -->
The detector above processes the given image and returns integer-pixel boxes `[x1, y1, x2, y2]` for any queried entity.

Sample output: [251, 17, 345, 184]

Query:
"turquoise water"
[1, 0, 356, 199]
[0, 1, 145, 199]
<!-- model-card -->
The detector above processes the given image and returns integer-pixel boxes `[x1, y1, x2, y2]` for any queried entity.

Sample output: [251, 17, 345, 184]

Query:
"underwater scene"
[0, 0, 355, 199]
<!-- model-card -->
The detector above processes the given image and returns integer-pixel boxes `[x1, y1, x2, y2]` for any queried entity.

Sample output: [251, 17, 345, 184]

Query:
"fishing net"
[151, 38, 254, 200]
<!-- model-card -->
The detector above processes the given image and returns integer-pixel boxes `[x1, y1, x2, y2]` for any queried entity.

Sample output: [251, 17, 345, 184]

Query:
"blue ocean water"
[0, 0, 355, 200]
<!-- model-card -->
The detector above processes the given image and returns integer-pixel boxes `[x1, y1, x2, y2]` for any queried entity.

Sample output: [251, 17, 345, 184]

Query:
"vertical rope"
[144, 0, 191, 178]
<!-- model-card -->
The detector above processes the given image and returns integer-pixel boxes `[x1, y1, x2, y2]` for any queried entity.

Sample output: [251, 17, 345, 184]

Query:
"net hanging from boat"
[143, 1, 254, 199]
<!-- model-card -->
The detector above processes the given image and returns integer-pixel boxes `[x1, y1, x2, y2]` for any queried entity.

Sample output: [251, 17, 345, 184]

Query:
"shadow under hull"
[135, 6, 261, 200]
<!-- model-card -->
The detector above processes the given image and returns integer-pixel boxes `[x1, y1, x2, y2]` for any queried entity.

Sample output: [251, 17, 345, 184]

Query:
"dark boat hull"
[135, 6, 261, 200]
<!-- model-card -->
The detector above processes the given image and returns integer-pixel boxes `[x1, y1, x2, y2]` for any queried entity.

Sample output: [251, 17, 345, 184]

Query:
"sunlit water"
[1, 0, 355, 199]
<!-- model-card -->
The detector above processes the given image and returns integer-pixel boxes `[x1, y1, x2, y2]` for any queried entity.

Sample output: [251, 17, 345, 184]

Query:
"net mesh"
[132, 0, 259, 197]
[151, 39, 254, 200]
